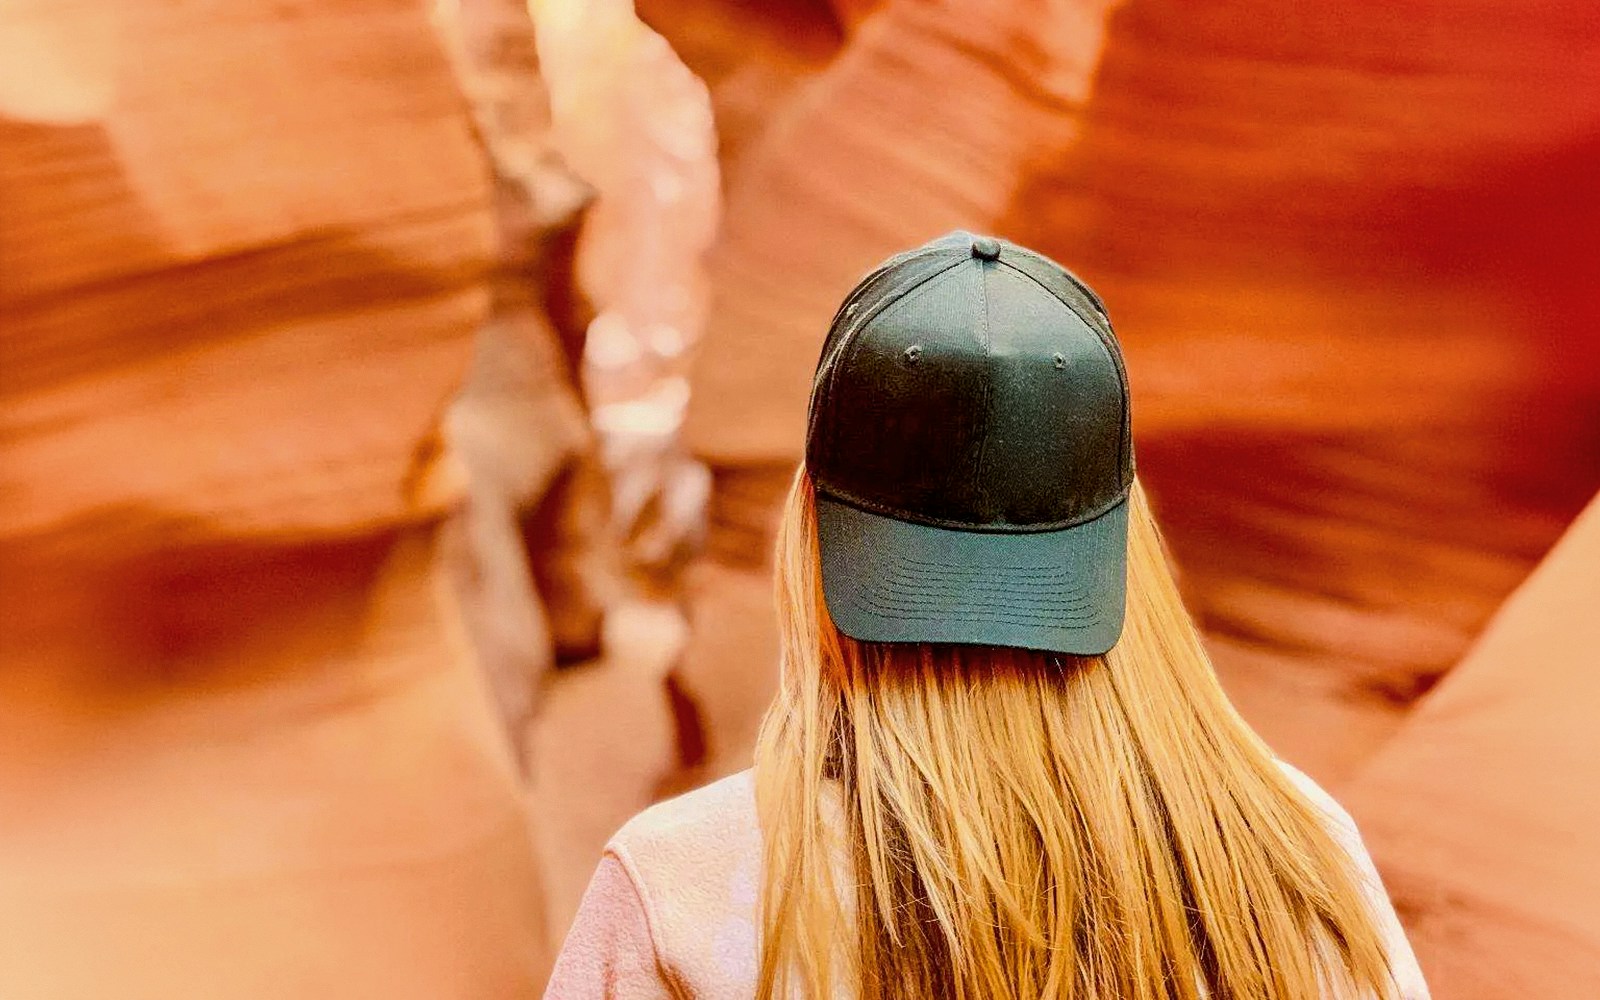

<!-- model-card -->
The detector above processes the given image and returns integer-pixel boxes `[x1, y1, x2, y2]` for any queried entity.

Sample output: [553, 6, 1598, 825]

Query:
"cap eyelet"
[1053, 352, 1067, 369]
[902, 345, 923, 366]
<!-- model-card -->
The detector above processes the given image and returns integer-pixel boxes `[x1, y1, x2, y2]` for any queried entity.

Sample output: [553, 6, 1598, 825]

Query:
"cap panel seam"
[1002, 248, 1115, 337]
[822, 256, 967, 474]
[808, 252, 969, 470]
[997, 255, 1133, 485]
[810, 248, 966, 396]
[812, 251, 923, 376]
[972, 259, 995, 517]
[809, 249, 945, 424]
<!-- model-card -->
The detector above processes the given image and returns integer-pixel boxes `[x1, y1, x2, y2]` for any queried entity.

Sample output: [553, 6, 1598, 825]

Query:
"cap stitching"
[882, 574, 1097, 601]
[888, 567, 1086, 585]
[823, 259, 967, 473]
[851, 592, 1102, 626]
[1000, 247, 1114, 336]
[854, 588, 1102, 620]
[810, 248, 966, 395]
[879, 594, 1099, 614]
[813, 257, 914, 376]
[895, 554, 1091, 574]
[860, 609, 1102, 627]
[972, 257, 995, 520]
[886, 568, 1093, 589]
[871, 588, 1097, 609]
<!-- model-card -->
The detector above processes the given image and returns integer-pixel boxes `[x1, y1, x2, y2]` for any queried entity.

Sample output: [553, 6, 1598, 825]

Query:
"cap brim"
[815, 495, 1128, 656]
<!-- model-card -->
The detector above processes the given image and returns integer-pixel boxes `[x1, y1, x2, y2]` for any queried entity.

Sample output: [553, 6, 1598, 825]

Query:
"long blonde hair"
[753, 470, 1397, 1000]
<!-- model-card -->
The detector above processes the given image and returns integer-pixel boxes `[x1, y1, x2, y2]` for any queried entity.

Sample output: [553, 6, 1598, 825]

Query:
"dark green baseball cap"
[806, 231, 1134, 656]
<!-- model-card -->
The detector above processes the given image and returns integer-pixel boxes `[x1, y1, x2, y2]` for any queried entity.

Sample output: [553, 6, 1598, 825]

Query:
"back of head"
[754, 234, 1398, 1000]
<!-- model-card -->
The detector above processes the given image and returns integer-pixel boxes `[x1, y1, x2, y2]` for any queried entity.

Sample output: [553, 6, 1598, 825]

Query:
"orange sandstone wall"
[1348, 492, 1600, 995]
[1013, 0, 1600, 780]
[0, 1, 548, 995]
[669, 0, 1600, 778]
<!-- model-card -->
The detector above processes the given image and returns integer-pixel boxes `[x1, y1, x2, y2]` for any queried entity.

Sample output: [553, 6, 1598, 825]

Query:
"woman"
[545, 232, 1429, 1000]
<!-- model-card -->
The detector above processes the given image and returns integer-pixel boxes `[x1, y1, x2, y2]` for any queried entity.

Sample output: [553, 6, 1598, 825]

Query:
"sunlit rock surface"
[0, 3, 492, 543]
[532, 0, 720, 582]
[1347, 492, 1600, 995]
[433, 0, 619, 758]
[0, 0, 547, 995]
[509, 0, 720, 945]
[637, 0, 843, 173]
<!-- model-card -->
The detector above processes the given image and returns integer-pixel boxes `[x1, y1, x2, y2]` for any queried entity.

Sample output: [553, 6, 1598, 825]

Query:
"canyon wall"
[663, 0, 1600, 781]
[1348, 492, 1600, 995]
[4, 0, 1598, 994]
[0, 0, 549, 994]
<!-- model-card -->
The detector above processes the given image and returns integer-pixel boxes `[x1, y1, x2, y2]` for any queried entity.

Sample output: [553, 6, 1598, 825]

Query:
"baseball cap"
[806, 231, 1134, 656]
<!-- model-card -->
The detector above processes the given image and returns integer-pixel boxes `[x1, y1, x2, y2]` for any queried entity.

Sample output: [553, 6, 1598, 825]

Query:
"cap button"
[970, 235, 1001, 261]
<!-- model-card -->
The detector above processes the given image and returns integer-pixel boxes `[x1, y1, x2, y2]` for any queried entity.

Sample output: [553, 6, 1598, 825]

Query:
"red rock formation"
[531, 0, 720, 581]
[513, 0, 723, 944]
[0, 0, 548, 994]
[1006, 0, 1600, 780]
[434, 0, 620, 759]
[637, 0, 843, 172]
[0, 2, 492, 545]
[674, 0, 1600, 789]
[0, 535, 547, 998]
[1347, 492, 1600, 996]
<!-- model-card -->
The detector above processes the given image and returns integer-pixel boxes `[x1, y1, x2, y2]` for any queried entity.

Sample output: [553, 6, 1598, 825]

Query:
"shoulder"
[1271, 759, 1376, 878]
[611, 768, 759, 861]
[1273, 760, 1356, 824]
[1272, 758, 1364, 850]
[604, 770, 762, 996]
[1272, 760, 1433, 999]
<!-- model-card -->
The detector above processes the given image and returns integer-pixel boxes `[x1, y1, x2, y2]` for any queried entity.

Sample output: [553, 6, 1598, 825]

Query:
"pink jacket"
[545, 765, 1430, 999]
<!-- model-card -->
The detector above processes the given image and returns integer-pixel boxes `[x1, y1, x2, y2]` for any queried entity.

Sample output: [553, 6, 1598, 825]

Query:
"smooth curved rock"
[1346, 492, 1600, 997]
[0, 0, 548, 994]
[0, 533, 547, 998]
[0, 0, 494, 547]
